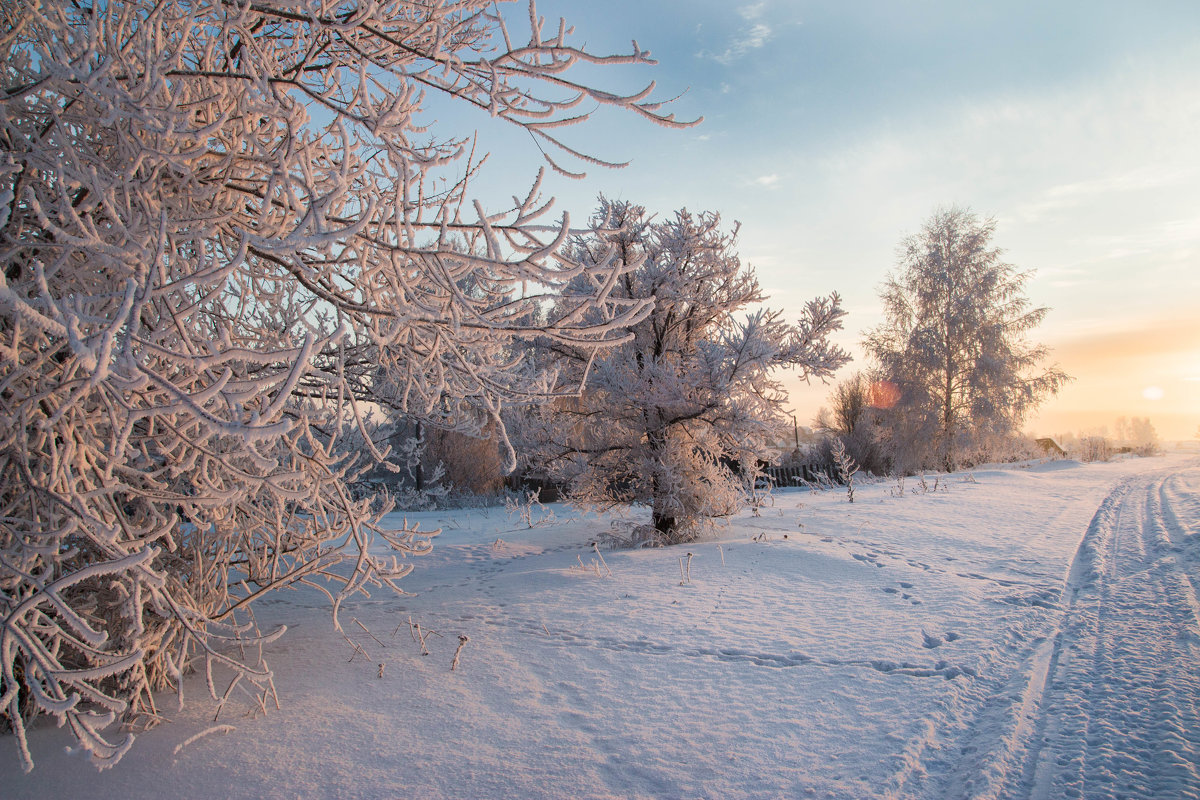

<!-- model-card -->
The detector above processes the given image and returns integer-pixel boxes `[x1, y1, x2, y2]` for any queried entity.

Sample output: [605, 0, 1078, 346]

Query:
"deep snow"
[3, 455, 1198, 799]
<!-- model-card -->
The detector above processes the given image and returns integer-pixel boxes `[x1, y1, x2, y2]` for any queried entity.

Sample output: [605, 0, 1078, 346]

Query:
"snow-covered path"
[1020, 466, 1200, 799]
[928, 461, 1200, 800]
[3, 456, 1198, 799]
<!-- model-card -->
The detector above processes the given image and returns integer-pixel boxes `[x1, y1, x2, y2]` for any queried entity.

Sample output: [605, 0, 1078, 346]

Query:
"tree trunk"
[646, 426, 677, 540]
[652, 510, 676, 537]
[942, 365, 956, 473]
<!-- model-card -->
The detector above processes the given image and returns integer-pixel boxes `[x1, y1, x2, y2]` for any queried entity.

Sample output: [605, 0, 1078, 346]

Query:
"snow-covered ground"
[4, 455, 1199, 799]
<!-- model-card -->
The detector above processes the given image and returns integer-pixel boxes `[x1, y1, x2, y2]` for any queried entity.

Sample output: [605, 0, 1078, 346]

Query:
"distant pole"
[792, 414, 799, 450]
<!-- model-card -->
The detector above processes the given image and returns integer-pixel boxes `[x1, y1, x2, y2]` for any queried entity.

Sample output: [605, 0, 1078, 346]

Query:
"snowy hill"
[4, 455, 1198, 799]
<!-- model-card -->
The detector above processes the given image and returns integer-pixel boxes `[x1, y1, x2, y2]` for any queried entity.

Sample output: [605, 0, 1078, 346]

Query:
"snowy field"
[4, 455, 1199, 800]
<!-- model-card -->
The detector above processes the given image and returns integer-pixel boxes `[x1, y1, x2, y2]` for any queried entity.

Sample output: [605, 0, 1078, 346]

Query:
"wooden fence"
[762, 464, 835, 487]
[505, 463, 837, 500]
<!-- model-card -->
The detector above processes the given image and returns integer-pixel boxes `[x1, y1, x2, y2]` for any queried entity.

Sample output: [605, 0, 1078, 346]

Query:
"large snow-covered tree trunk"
[0, 0, 690, 770]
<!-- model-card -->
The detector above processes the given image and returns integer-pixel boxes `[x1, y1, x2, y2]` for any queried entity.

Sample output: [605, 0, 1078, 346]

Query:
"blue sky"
[460, 1, 1200, 439]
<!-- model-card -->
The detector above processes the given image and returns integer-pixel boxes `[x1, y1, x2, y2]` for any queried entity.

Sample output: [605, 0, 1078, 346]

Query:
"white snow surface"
[4, 455, 1199, 799]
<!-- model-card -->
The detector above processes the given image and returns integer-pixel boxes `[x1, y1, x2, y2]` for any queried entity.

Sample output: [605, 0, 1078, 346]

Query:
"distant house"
[1035, 437, 1066, 458]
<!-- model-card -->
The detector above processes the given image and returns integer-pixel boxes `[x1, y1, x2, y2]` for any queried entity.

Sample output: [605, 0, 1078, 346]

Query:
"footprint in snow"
[921, 630, 944, 649]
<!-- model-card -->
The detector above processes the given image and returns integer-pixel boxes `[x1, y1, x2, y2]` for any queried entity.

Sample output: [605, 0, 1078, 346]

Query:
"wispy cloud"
[698, 5, 774, 66]
[751, 173, 781, 187]
[1015, 165, 1195, 224]
[739, 1, 767, 21]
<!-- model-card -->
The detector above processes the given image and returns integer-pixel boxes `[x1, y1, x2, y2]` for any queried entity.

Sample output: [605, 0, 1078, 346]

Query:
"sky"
[454, 1, 1200, 441]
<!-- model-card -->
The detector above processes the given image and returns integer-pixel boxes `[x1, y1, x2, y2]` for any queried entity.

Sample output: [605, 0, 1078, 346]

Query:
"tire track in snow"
[929, 477, 1133, 800]
[1018, 465, 1200, 800]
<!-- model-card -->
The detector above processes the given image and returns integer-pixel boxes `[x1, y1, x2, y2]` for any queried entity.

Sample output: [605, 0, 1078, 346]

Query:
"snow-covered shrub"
[504, 490, 556, 529]
[0, 0, 690, 770]
[831, 438, 860, 503]
[1076, 436, 1114, 463]
[742, 468, 775, 517]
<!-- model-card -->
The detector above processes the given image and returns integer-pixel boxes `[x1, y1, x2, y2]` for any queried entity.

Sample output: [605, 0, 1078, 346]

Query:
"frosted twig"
[346, 640, 371, 664]
[212, 672, 243, 722]
[679, 552, 693, 585]
[592, 543, 613, 577]
[172, 725, 236, 756]
[353, 617, 387, 649]
[450, 635, 470, 671]
[408, 617, 440, 655]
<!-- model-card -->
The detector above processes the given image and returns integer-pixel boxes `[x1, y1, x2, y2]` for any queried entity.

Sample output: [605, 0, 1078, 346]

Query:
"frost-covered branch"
[0, 0, 692, 770]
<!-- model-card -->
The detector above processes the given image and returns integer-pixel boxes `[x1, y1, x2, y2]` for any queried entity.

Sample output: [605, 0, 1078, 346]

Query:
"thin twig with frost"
[591, 543, 613, 577]
[451, 635, 470, 671]
[408, 617, 441, 656]
[679, 552, 694, 585]
[353, 618, 388, 650]
[172, 725, 237, 756]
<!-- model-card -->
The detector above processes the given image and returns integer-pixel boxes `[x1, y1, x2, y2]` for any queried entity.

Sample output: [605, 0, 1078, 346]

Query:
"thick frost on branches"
[522, 199, 849, 543]
[0, 0, 689, 770]
[864, 207, 1069, 472]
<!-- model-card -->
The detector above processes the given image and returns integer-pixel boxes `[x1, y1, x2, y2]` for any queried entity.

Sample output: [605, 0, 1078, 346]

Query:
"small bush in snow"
[832, 439, 860, 503]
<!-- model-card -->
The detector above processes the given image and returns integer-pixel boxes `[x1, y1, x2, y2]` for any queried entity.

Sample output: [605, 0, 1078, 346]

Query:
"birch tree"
[0, 0, 691, 770]
[864, 207, 1068, 471]
[527, 199, 849, 543]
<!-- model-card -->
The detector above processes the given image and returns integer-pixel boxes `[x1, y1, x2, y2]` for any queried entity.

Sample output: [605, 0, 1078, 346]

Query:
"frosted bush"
[0, 0, 689, 770]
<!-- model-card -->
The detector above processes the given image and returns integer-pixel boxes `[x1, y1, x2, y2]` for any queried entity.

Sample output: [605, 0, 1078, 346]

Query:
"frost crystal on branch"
[0, 0, 692, 770]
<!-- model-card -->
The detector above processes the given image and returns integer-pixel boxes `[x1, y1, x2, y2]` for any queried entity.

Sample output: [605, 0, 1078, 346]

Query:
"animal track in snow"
[999, 589, 1060, 609]
[920, 629, 961, 649]
[507, 619, 974, 681]
[881, 581, 922, 606]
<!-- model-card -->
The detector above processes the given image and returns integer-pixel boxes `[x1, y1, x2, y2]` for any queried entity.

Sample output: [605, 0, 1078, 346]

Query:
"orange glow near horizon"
[1027, 314, 1200, 440]
[787, 313, 1200, 442]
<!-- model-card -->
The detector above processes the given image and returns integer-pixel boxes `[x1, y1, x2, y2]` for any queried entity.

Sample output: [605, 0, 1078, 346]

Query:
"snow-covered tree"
[1128, 416, 1159, 456]
[526, 199, 848, 543]
[864, 207, 1068, 472]
[0, 0, 691, 770]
